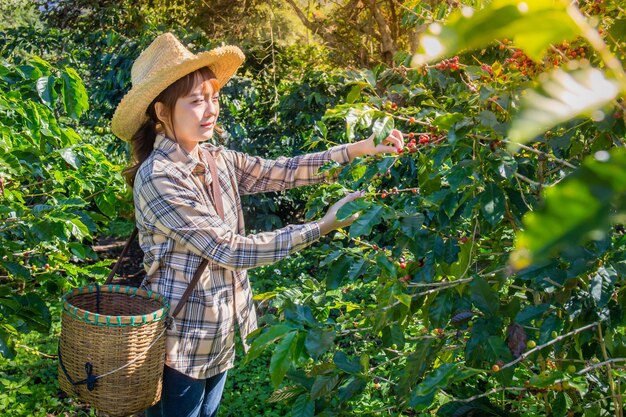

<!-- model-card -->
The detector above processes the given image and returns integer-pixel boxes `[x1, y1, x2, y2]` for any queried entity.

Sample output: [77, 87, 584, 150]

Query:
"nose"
[204, 99, 218, 117]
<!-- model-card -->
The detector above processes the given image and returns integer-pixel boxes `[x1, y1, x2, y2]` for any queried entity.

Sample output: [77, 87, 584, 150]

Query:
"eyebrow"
[188, 91, 220, 98]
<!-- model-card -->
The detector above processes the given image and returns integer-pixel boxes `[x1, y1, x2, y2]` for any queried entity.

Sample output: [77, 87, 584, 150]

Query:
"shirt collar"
[154, 133, 202, 177]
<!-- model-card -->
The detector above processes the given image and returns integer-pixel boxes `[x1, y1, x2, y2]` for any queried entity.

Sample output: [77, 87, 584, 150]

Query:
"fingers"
[330, 190, 365, 218]
[377, 145, 400, 154]
[379, 129, 405, 154]
[339, 189, 365, 203]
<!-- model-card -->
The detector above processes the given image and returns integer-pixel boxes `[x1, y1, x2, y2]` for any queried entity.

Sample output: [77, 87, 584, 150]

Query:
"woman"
[111, 32, 404, 417]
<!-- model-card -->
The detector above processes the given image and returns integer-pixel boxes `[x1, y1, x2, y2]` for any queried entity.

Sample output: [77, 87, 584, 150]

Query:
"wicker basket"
[58, 284, 170, 417]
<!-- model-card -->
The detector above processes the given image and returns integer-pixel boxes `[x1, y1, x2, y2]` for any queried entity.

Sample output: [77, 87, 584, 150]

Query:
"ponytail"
[122, 109, 159, 187]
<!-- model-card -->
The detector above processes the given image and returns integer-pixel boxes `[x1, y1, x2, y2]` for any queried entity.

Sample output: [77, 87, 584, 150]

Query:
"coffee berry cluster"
[504, 49, 538, 76]
[435, 56, 460, 71]
[379, 187, 418, 199]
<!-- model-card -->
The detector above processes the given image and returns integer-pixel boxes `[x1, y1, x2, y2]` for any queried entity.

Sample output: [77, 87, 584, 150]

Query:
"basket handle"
[103, 148, 225, 317]
[104, 226, 139, 286]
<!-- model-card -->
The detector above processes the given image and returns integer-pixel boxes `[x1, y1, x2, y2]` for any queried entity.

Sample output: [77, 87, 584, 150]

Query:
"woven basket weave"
[58, 285, 169, 417]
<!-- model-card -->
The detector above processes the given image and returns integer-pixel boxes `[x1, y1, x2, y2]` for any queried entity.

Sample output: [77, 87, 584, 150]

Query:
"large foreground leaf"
[510, 149, 626, 269]
[508, 66, 620, 145]
[411, 0, 579, 66]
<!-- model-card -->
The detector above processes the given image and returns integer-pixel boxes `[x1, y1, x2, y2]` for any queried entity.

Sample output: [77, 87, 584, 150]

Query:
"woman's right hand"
[317, 190, 365, 235]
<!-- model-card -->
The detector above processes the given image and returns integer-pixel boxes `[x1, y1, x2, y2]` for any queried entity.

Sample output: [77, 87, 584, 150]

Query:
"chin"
[199, 130, 214, 140]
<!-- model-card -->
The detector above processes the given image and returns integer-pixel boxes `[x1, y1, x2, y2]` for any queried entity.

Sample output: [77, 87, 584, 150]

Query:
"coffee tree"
[0, 54, 130, 359]
[246, 1, 626, 415]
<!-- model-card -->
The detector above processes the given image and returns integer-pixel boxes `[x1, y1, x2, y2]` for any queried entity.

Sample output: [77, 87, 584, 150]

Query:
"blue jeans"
[146, 365, 228, 417]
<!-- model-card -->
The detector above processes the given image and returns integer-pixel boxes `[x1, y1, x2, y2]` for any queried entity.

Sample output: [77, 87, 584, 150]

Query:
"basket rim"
[62, 284, 170, 327]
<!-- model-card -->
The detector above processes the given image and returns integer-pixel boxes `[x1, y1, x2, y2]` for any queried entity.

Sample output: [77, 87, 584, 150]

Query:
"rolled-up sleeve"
[227, 144, 350, 195]
[139, 172, 321, 271]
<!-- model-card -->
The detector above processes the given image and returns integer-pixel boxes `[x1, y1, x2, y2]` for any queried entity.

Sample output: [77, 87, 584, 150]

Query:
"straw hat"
[111, 32, 245, 142]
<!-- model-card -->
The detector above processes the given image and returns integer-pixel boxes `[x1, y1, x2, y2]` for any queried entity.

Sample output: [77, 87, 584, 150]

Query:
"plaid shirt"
[134, 134, 350, 379]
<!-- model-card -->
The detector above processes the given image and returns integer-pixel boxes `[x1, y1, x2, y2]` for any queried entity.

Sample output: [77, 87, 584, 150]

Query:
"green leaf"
[480, 184, 505, 225]
[346, 84, 365, 104]
[59, 148, 79, 169]
[515, 304, 550, 325]
[609, 19, 626, 40]
[270, 331, 297, 388]
[328, 104, 376, 140]
[511, 149, 626, 269]
[509, 67, 620, 145]
[60, 66, 89, 119]
[310, 374, 339, 400]
[67, 217, 90, 240]
[449, 239, 472, 278]
[479, 110, 498, 128]
[333, 351, 363, 374]
[245, 323, 296, 364]
[325, 255, 353, 290]
[433, 112, 464, 131]
[0, 329, 16, 359]
[336, 199, 370, 221]
[36, 75, 58, 108]
[590, 266, 616, 310]
[284, 302, 317, 326]
[95, 190, 117, 217]
[394, 293, 412, 309]
[529, 370, 564, 388]
[1, 262, 31, 279]
[338, 376, 366, 402]
[349, 205, 385, 237]
[291, 394, 314, 417]
[409, 363, 458, 408]
[400, 213, 425, 237]
[347, 257, 368, 282]
[375, 253, 396, 277]
[470, 276, 499, 317]
[411, 0, 580, 66]
[427, 290, 453, 328]
[382, 323, 405, 349]
[13, 294, 51, 333]
[552, 392, 572, 417]
[372, 116, 394, 146]
[304, 328, 335, 360]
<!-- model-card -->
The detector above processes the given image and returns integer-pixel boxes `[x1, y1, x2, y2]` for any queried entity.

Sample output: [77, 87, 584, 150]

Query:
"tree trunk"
[364, 0, 397, 65]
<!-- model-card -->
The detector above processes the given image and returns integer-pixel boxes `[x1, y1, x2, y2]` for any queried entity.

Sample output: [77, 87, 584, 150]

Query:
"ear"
[154, 101, 170, 126]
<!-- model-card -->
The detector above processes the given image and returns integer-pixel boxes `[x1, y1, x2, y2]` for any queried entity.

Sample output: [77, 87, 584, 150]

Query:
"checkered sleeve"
[140, 172, 321, 271]
[228, 144, 350, 195]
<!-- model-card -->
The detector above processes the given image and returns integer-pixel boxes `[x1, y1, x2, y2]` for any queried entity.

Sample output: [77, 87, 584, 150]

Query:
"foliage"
[244, 0, 626, 415]
[0, 0, 43, 31]
[34, 0, 308, 47]
[2, 0, 626, 416]
[0, 54, 131, 358]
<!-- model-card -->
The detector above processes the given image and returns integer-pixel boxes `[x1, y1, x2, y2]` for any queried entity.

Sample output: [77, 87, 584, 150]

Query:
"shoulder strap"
[104, 227, 139, 285]
[203, 148, 225, 221]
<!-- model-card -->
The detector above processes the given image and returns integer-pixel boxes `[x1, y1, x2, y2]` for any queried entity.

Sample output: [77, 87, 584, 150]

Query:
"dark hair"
[123, 66, 219, 186]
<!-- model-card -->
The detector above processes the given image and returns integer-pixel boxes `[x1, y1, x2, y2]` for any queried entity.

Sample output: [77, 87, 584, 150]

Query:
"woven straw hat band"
[111, 33, 245, 142]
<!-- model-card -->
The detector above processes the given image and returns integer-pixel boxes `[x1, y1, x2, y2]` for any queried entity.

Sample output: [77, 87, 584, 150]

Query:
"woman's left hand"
[347, 129, 405, 160]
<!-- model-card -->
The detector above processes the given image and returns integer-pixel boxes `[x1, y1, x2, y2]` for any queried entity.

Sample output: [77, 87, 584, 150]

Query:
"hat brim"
[111, 45, 244, 142]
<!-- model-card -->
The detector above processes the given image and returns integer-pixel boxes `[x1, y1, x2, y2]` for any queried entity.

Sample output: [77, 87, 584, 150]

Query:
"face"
[158, 76, 220, 152]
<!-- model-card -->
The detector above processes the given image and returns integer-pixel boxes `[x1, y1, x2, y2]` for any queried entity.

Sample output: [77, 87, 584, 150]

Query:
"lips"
[200, 122, 214, 129]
